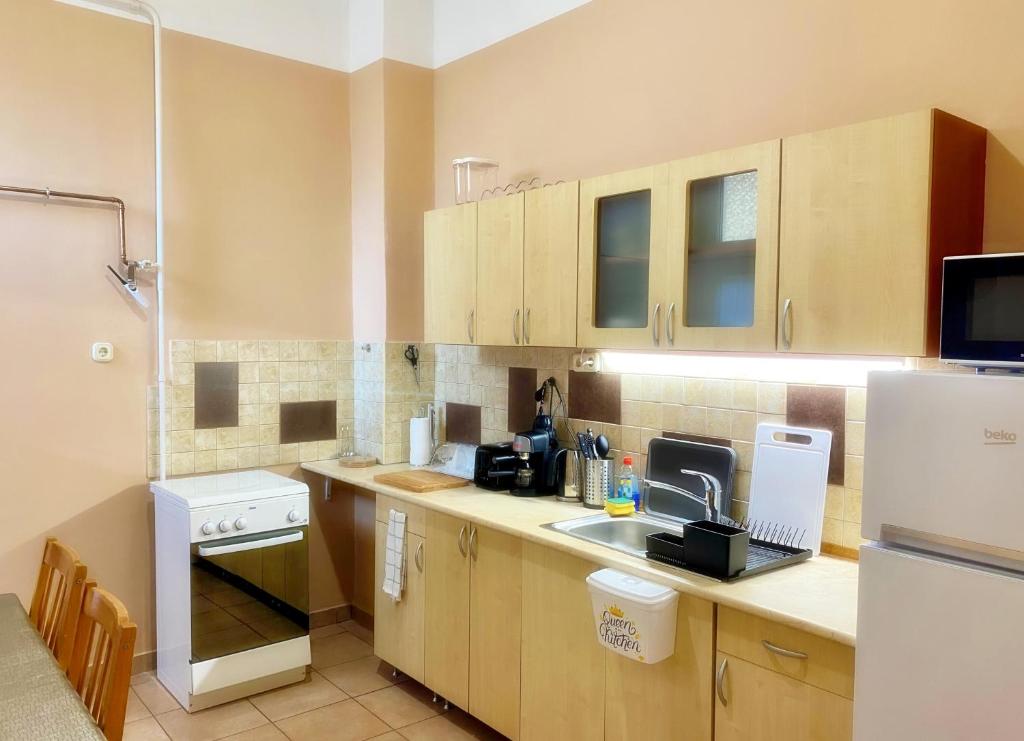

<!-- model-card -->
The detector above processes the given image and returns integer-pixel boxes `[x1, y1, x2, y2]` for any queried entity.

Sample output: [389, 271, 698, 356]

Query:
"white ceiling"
[57, 0, 592, 71]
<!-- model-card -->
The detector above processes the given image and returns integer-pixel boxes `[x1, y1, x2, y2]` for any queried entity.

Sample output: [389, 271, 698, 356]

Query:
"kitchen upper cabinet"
[578, 165, 670, 349]
[373, 521, 425, 683]
[524, 181, 580, 347]
[425, 203, 478, 345]
[604, 591, 714, 741]
[468, 525, 522, 740]
[476, 194, 525, 346]
[714, 652, 853, 741]
[666, 140, 781, 352]
[778, 109, 986, 356]
[520, 543, 605, 741]
[423, 511, 472, 707]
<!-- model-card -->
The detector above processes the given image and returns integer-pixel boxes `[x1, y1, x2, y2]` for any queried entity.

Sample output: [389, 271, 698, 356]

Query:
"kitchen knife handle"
[414, 541, 424, 572]
[762, 639, 808, 660]
[652, 303, 661, 346]
[781, 298, 793, 350]
[458, 525, 468, 557]
[716, 657, 729, 707]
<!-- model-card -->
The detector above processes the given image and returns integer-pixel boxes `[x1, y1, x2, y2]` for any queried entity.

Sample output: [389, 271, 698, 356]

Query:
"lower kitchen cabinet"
[520, 542, 605, 741]
[714, 652, 853, 741]
[605, 592, 715, 741]
[373, 521, 425, 683]
[468, 524, 522, 740]
[423, 511, 472, 708]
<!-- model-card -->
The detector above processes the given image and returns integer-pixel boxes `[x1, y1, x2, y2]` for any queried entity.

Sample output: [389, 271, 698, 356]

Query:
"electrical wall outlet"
[572, 351, 600, 373]
[91, 342, 114, 363]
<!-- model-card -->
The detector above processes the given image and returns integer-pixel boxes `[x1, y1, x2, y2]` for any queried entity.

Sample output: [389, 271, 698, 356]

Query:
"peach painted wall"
[0, 0, 352, 653]
[433, 0, 1024, 252]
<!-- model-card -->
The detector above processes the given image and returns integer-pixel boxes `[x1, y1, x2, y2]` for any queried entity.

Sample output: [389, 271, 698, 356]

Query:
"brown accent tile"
[280, 400, 336, 444]
[445, 402, 481, 445]
[194, 362, 239, 429]
[568, 371, 621, 424]
[507, 367, 537, 433]
[661, 431, 732, 448]
[786, 385, 846, 485]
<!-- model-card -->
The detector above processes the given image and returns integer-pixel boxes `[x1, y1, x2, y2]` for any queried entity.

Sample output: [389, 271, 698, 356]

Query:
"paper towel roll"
[409, 416, 432, 466]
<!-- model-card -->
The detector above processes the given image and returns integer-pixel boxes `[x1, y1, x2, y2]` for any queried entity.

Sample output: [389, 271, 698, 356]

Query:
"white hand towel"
[382, 509, 407, 602]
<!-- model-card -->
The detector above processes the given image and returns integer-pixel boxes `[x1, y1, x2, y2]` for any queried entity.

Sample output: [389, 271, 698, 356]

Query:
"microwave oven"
[940, 253, 1024, 368]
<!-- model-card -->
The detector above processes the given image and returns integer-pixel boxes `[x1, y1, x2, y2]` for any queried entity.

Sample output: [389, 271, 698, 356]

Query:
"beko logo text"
[984, 429, 1017, 445]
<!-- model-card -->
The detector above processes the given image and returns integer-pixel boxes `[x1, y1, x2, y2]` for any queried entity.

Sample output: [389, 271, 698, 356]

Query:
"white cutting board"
[747, 423, 832, 555]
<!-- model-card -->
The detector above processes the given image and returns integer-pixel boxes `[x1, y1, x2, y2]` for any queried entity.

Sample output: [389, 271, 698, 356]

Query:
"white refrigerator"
[855, 371, 1024, 740]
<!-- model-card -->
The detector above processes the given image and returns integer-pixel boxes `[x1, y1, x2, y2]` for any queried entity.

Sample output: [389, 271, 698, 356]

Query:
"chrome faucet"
[679, 468, 723, 523]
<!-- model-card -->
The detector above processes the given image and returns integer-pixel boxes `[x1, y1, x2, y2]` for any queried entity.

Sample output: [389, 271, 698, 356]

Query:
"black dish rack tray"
[646, 533, 812, 582]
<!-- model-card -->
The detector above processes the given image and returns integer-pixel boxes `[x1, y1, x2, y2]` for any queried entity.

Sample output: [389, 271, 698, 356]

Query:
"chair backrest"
[67, 582, 137, 741]
[29, 536, 88, 670]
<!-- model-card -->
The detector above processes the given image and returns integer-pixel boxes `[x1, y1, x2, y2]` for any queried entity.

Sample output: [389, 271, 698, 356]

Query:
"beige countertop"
[302, 459, 859, 647]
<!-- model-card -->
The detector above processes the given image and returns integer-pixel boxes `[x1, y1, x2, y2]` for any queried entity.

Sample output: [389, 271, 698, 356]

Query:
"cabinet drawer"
[374, 494, 426, 537]
[717, 606, 854, 699]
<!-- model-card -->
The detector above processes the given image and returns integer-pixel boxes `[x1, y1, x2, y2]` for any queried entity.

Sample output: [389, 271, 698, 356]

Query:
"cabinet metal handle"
[652, 303, 661, 345]
[513, 308, 521, 345]
[467, 310, 475, 343]
[457, 525, 468, 557]
[780, 298, 793, 350]
[469, 526, 478, 560]
[716, 657, 728, 707]
[762, 639, 808, 660]
[414, 541, 424, 572]
[666, 302, 675, 345]
[524, 308, 531, 345]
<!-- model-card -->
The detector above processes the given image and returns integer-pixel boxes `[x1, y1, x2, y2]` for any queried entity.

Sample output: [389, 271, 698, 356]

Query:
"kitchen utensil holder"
[558, 450, 583, 503]
[582, 458, 613, 509]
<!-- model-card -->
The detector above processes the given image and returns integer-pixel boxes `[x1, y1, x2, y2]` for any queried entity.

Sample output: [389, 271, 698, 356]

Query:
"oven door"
[190, 526, 309, 663]
[941, 254, 1024, 366]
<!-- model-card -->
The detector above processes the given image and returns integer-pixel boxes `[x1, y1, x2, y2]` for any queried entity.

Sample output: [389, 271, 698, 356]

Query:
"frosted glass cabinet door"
[578, 165, 669, 349]
[666, 140, 781, 352]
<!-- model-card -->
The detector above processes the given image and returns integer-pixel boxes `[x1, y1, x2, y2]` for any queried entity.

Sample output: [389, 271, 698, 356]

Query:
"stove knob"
[218, 519, 232, 533]
[287, 508, 301, 523]
[200, 521, 215, 536]
[234, 517, 248, 531]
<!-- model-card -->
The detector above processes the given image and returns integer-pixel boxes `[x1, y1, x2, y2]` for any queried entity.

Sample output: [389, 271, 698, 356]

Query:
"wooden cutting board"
[337, 455, 377, 468]
[374, 470, 471, 493]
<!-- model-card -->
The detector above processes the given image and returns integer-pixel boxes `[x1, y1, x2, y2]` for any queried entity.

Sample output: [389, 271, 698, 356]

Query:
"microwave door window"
[969, 275, 1024, 341]
[190, 527, 309, 663]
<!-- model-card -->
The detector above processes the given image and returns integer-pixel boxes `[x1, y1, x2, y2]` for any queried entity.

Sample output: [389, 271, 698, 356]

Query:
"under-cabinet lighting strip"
[598, 351, 910, 386]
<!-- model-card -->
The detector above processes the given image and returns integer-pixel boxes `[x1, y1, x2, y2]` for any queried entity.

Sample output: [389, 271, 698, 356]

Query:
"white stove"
[151, 470, 311, 711]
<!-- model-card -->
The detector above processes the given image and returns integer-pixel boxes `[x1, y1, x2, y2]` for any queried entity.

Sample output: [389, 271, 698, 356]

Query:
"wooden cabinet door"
[476, 194, 525, 346]
[605, 593, 714, 741]
[468, 525, 522, 740]
[714, 652, 853, 741]
[425, 203, 478, 345]
[520, 542, 604, 741]
[778, 111, 933, 355]
[373, 522, 425, 683]
[423, 511, 471, 707]
[524, 181, 579, 347]
[666, 140, 781, 352]
[577, 164, 670, 349]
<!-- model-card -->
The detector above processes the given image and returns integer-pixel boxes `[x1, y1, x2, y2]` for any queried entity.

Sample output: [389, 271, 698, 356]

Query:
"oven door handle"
[197, 530, 303, 557]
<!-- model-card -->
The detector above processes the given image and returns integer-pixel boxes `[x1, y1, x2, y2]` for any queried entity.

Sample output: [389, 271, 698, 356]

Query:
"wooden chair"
[68, 581, 137, 741]
[29, 536, 88, 670]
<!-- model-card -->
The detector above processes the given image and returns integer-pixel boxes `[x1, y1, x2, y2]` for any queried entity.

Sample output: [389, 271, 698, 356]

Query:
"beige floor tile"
[249, 671, 348, 721]
[126, 688, 153, 722]
[369, 733, 405, 741]
[275, 699, 389, 740]
[219, 725, 288, 740]
[340, 619, 374, 644]
[133, 675, 182, 715]
[309, 623, 347, 639]
[311, 632, 374, 669]
[155, 699, 267, 741]
[356, 683, 440, 729]
[397, 709, 506, 740]
[320, 656, 399, 696]
[123, 716, 171, 741]
[131, 671, 156, 686]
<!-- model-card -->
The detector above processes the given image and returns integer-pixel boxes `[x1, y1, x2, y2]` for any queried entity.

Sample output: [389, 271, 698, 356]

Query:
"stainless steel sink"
[543, 513, 688, 558]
